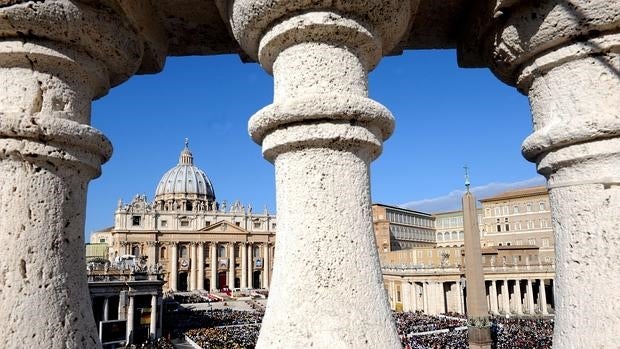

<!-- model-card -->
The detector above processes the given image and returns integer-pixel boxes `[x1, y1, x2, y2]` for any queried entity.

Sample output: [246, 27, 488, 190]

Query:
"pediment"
[198, 220, 248, 234]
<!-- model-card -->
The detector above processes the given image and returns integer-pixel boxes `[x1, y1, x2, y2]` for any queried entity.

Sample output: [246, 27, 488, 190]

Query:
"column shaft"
[170, 244, 178, 291]
[263, 243, 270, 289]
[190, 243, 197, 290]
[126, 296, 135, 344]
[241, 242, 248, 289]
[539, 279, 548, 315]
[150, 295, 157, 338]
[228, 243, 235, 288]
[210, 243, 217, 292]
[514, 279, 523, 315]
[526, 279, 535, 314]
[197, 243, 205, 290]
[502, 280, 510, 313]
[248, 244, 254, 289]
[490, 280, 499, 315]
[103, 297, 110, 321]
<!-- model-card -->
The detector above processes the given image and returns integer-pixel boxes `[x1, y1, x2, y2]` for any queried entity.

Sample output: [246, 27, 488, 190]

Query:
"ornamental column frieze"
[0, 1, 169, 347]
[459, 2, 619, 346]
[217, 1, 418, 347]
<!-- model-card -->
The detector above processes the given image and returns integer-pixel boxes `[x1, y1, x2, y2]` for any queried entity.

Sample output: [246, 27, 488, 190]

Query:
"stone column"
[228, 243, 235, 288]
[190, 243, 197, 291]
[422, 282, 429, 314]
[539, 279, 548, 315]
[455, 281, 463, 315]
[103, 297, 110, 321]
[502, 280, 510, 313]
[150, 295, 157, 338]
[401, 281, 411, 312]
[210, 242, 218, 292]
[197, 242, 205, 290]
[217, 1, 416, 347]
[463, 1, 620, 346]
[526, 279, 535, 314]
[241, 242, 248, 289]
[514, 279, 523, 315]
[490, 280, 499, 315]
[126, 295, 135, 344]
[147, 241, 158, 267]
[0, 1, 158, 347]
[170, 243, 178, 291]
[248, 243, 254, 289]
[263, 243, 270, 289]
[412, 283, 419, 312]
[437, 282, 446, 314]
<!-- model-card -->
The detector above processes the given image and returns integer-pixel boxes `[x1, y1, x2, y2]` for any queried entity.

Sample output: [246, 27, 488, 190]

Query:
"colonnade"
[0, 0, 617, 347]
[91, 293, 161, 344]
[389, 277, 553, 316]
[166, 241, 273, 292]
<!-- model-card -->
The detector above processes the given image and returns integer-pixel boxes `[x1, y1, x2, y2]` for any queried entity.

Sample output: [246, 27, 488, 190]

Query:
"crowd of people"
[397, 313, 554, 349]
[394, 311, 465, 334]
[492, 317, 553, 349]
[186, 326, 260, 349]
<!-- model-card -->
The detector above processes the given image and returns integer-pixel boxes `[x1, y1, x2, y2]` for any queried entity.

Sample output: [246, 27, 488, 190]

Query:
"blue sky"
[86, 49, 543, 236]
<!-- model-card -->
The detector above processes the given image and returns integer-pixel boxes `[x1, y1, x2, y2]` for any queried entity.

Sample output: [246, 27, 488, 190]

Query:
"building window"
[505, 224, 510, 231]
[218, 245, 226, 258]
[496, 224, 501, 232]
[180, 245, 188, 258]
[99, 239, 106, 243]
[132, 245, 140, 256]
[528, 238, 536, 245]
[235, 222, 240, 227]
[234, 245, 240, 257]
[539, 202, 546, 211]
[180, 220, 189, 227]
[160, 220, 167, 227]
[502, 206, 509, 215]
[160, 246, 167, 259]
[494, 207, 501, 216]
[205, 221, 211, 226]
[132, 216, 141, 226]
[542, 239, 550, 247]
[526, 203, 532, 212]
[254, 222, 261, 229]
[513, 205, 519, 214]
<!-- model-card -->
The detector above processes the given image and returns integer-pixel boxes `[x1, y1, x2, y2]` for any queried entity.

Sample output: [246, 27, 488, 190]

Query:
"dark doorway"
[178, 272, 188, 291]
[253, 271, 261, 289]
[205, 278, 210, 291]
[218, 272, 227, 290]
[235, 277, 240, 289]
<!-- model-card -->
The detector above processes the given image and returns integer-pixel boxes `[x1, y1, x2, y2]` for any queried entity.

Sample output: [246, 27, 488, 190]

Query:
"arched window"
[160, 246, 167, 259]
[218, 245, 226, 258]
[131, 245, 140, 256]
[253, 245, 260, 258]
[180, 245, 188, 259]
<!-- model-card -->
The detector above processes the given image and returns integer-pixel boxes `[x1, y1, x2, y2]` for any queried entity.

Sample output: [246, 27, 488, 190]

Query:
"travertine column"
[103, 297, 110, 322]
[539, 279, 549, 315]
[490, 280, 499, 315]
[247, 243, 255, 289]
[241, 242, 248, 289]
[126, 296, 135, 344]
[190, 243, 197, 290]
[423, 282, 429, 314]
[263, 243, 270, 289]
[197, 242, 205, 290]
[170, 243, 178, 291]
[526, 279, 535, 314]
[467, 1, 620, 346]
[210, 242, 217, 292]
[502, 280, 510, 313]
[514, 279, 523, 315]
[150, 295, 157, 338]
[228, 243, 235, 288]
[0, 1, 154, 347]
[218, 1, 416, 347]
[147, 241, 158, 267]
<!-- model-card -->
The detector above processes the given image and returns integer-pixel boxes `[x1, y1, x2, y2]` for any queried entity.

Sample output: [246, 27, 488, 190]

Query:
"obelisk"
[462, 167, 492, 349]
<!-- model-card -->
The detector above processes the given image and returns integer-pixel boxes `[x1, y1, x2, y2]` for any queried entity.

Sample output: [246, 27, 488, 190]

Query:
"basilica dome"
[154, 140, 215, 208]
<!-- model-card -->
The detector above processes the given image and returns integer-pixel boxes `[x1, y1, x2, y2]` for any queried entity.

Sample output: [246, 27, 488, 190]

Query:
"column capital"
[146, 241, 159, 247]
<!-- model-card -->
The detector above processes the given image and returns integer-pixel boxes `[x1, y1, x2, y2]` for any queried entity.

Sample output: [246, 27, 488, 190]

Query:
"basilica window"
[160, 220, 167, 227]
[254, 222, 261, 229]
[180, 220, 189, 227]
[132, 216, 141, 226]
[180, 245, 188, 258]
[132, 245, 140, 256]
[160, 246, 167, 259]
[218, 245, 226, 258]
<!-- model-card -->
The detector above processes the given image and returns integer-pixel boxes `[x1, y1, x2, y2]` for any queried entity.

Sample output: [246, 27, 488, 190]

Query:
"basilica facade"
[104, 141, 276, 292]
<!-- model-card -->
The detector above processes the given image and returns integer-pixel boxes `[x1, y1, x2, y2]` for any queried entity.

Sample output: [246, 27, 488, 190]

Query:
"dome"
[155, 140, 215, 202]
